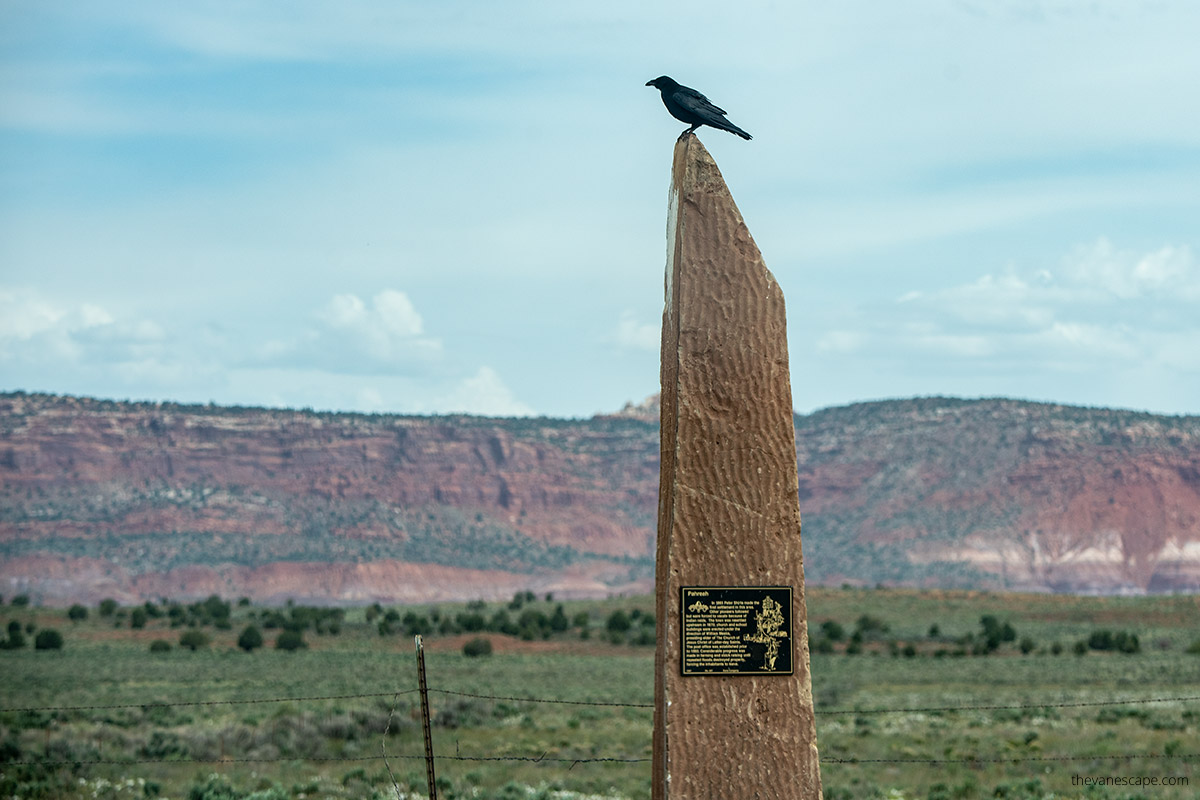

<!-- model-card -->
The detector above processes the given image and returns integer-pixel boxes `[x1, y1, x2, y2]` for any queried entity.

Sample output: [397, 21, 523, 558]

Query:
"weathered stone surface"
[653, 135, 822, 798]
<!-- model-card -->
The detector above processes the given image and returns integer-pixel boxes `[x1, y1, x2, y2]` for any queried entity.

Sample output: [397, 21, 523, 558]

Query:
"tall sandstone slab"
[653, 135, 822, 799]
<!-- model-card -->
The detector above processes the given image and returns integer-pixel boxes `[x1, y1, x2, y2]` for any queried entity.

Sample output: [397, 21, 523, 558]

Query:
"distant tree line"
[5, 592, 1178, 659]
[808, 613, 1144, 658]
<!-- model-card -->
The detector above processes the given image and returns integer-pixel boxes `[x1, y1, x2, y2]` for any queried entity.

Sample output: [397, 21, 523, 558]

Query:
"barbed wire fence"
[4, 691, 1198, 765]
[13, 688, 1200, 719]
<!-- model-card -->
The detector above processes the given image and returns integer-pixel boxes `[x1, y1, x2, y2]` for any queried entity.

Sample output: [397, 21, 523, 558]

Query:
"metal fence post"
[415, 635, 438, 800]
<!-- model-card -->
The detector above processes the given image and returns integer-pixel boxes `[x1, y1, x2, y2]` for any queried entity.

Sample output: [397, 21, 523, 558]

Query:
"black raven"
[645, 76, 751, 141]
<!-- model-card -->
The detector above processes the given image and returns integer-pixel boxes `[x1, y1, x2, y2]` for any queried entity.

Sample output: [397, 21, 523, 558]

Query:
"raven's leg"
[677, 123, 700, 140]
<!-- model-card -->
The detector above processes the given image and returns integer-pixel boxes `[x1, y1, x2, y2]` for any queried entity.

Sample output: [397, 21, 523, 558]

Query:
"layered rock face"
[2, 392, 1199, 603]
[794, 398, 1200, 594]
[0, 393, 659, 604]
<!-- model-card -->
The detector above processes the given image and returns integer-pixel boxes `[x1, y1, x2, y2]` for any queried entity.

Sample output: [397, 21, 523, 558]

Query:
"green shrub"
[140, 730, 188, 759]
[489, 609, 518, 635]
[275, 630, 307, 651]
[605, 610, 631, 634]
[199, 594, 231, 625]
[237, 625, 264, 652]
[149, 640, 172, 653]
[403, 612, 431, 636]
[67, 604, 88, 622]
[550, 604, 569, 631]
[0, 736, 20, 762]
[820, 620, 846, 641]
[978, 615, 1016, 652]
[435, 698, 491, 729]
[1115, 631, 1140, 653]
[98, 598, 118, 617]
[1, 621, 26, 650]
[186, 774, 241, 800]
[34, 629, 63, 650]
[179, 630, 210, 651]
[1087, 629, 1140, 653]
[462, 637, 493, 657]
[456, 611, 487, 632]
[855, 614, 889, 637]
[341, 768, 368, 787]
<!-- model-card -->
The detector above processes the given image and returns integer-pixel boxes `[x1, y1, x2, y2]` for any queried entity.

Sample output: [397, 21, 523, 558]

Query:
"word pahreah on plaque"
[679, 586, 794, 676]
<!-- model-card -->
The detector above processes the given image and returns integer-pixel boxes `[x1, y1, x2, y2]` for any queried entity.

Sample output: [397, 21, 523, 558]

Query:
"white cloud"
[0, 284, 534, 416]
[815, 329, 867, 355]
[439, 366, 533, 417]
[256, 289, 442, 374]
[1063, 238, 1198, 299]
[813, 239, 1200, 375]
[318, 289, 429, 353]
[613, 311, 659, 352]
[0, 287, 199, 403]
[0, 288, 161, 364]
[0, 288, 66, 340]
[78, 304, 116, 328]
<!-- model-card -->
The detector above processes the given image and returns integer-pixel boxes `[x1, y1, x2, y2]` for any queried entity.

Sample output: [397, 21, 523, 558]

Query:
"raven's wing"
[667, 83, 752, 140]
[673, 85, 728, 117]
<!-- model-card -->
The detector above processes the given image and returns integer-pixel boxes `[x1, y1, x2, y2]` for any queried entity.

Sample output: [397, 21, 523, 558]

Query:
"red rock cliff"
[2, 393, 1198, 603]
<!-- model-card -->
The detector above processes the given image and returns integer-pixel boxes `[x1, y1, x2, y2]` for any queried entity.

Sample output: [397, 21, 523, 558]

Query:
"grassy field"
[2, 588, 1198, 799]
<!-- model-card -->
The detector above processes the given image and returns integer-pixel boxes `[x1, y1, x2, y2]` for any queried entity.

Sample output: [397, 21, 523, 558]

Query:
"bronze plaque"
[680, 586, 793, 675]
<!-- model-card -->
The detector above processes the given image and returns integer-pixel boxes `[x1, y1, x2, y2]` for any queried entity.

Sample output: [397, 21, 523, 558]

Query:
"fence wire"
[1, 690, 418, 715]
[7, 750, 1198, 769]
[3, 682, 1198, 774]
[6, 689, 1199, 717]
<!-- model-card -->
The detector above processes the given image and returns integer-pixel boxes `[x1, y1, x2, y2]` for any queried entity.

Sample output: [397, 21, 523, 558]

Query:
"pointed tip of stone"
[669, 128, 773, 294]
[672, 134, 723, 196]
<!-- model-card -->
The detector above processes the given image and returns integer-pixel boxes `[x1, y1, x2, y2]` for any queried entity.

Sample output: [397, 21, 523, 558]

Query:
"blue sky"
[2, 1, 1198, 417]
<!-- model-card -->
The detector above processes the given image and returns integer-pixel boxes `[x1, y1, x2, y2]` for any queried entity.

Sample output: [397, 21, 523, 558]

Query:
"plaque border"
[679, 585, 794, 676]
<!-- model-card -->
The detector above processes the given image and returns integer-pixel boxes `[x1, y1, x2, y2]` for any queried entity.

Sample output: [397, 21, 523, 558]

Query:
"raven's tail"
[719, 119, 752, 140]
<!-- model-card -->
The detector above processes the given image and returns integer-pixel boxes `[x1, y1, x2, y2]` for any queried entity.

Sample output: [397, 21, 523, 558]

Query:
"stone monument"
[652, 134, 822, 799]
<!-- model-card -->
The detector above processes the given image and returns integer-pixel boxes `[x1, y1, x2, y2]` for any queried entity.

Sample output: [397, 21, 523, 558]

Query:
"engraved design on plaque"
[680, 586, 793, 675]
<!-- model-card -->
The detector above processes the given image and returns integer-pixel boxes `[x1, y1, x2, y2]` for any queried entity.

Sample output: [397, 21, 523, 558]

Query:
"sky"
[2, 1, 1199, 419]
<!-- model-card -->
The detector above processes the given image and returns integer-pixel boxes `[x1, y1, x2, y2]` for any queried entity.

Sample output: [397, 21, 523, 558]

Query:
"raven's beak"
[645, 80, 654, 87]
